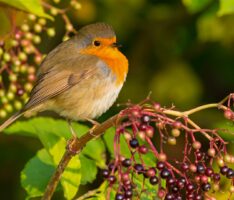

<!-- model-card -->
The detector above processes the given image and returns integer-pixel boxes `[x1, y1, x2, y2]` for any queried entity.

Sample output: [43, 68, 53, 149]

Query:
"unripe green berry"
[0, 47, 3, 56]
[1, 96, 8, 104]
[217, 158, 224, 167]
[28, 14, 36, 21]
[33, 35, 41, 44]
[21, 24, 30, 32]
[5, 104, 13, 112]
[25, 32, 33, 40]
[12, 65, 20, 72]
[28, 66, 36, 74]
[14, 101, 23, 110]
[20, 65, 27, 73]
[168, 136, 176, 145]
[171, 128, 180, 137]
[10, 39, 18, 47]
[38, 18, 46, 25]
[13, 59, 21, 66]
[50, 7, 58, 16]
[7, 92, 15, 100]
[34, 24, 42, 33]
[158, 153, 167, 162]
[192, 141, 201, 150]
[9, 84, 17, 92]
[0, 89, 4, 97]
[53, 0, 60, 3]
[3, 52, 11, 62]
[9, 74, 17, 82]
[19, 52, 27, 61]
[207, 148, 216, 157]
[0, 109, 7, 118]
[47, 28, 56, 37]
[230, 185, 234, 193]
[24, 83, 33, 91]
[224, 154, 231, 163]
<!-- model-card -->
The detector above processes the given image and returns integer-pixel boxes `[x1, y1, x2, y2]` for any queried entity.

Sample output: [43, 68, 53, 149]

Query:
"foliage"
[0, 0, 234, 199]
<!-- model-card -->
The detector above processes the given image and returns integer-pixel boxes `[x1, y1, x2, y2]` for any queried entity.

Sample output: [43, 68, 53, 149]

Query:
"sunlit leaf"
[218, 0, 234, 16]
[182, 0, 212, 13]
[21, 149, 55, 199]
[103, 127, 131, 158]
[0, 0, 53, 19]
[80, 154, 98, 185]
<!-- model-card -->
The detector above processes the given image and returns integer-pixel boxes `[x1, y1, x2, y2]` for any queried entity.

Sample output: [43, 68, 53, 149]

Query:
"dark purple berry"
[197, 163, 205, 174]
[146, 168, 156, 177]
[226, 168, 234, 178]
[129, 138, 139, 148]
[108, 163, 116, 171]
[171, 185, 179, 193]
[181, 163, 189, 171]
[167, 177, 176, 185]
[122, 159, 131, 167]
[149, 176, 159, 185]
[157, 161, 165, 170]
[138, 145, 148, 154]
[140, 124, 147, 131]
[179, 177, 186, 184]
[125, 189, 132, 198]
[108, 175, 116, 184]
[220, 166, 229, 175]
[134, 164, 144, 174]
[212, 173, 221, 182]
[186, 183, 195, 192]
[177, 180, 185, 189]
[141, 115, 151, 123]
[165, 193, 174, 200]
[195, 151, 204, 160]
[194, 194, 202, 200]
[205, 167, 213, 177]
[202, 183, 211, 191]
[102, 169, 109, 178]
[176, 196, 182, 200]
[115, 193, 124, 200]
[160, 168, 171, 179]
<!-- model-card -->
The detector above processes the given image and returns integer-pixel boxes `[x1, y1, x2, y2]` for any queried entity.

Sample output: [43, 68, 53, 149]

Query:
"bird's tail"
[0, 111, 24, 132]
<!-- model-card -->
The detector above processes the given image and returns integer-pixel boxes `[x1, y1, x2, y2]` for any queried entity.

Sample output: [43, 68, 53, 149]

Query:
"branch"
[42, 98, 230, 200]
[41, 114, 120, 200]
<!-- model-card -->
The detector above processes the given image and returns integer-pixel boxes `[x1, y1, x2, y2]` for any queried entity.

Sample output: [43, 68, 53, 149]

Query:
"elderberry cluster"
[101, 98, 234, 200]
[0, 0, 80, 119]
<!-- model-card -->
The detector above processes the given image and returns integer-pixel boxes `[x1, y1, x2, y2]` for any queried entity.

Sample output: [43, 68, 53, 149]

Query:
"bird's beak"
[112, 42, 122, 48]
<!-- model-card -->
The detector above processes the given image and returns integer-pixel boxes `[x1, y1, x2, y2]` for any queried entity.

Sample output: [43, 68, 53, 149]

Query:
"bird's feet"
[66, 136, 81, 155]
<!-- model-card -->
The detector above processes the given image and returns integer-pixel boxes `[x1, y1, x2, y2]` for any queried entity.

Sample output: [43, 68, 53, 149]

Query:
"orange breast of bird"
[80, 37, 128, 86]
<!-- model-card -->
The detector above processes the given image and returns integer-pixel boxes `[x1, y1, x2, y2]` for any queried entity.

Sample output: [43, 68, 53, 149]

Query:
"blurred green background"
[0, 0, 234, 199]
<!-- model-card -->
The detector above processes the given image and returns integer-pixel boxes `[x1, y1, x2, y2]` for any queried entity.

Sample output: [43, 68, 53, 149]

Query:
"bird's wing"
[23, 55, 99, 111]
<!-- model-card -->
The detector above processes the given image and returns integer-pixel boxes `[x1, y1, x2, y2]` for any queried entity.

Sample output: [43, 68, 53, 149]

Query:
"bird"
[0, 22, 128, 136]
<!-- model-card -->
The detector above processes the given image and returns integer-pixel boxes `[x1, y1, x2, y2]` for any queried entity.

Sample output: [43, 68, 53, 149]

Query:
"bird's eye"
[93, 40, 101, 47]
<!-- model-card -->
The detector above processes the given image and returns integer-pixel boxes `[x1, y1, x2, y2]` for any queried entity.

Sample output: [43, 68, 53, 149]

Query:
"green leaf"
[21, 149, 55, 199]
[182, 0, 212, 13]
[48, 139, 81, 200]
[215, 121, 234, 141]
[80, 154, 98, 185]
[103, 127, 131, 158]
[218, 0, 234, 16]
[0, 0, 53, 20]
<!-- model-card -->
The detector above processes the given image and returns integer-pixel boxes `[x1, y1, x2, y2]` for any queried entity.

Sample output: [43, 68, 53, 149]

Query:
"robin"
[0, 22, 128, 136]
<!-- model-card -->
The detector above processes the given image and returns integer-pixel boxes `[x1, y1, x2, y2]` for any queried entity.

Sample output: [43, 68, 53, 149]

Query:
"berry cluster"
[102, 96, 234, 200]
[0, 0, 80, 119]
